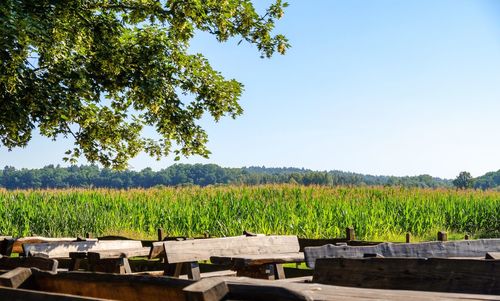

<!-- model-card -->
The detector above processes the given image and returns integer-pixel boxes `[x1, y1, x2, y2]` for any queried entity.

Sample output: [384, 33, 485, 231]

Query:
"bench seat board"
[87, 247, 151, 260]
[305, 239, 500, 268]
[24, 240, 143, 258]
[3, 237, 92, 255]
[158, 235, 300, 264]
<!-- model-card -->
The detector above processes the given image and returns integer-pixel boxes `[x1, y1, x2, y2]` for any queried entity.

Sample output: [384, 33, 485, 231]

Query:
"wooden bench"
[85, 247, 151, 274]
[304, 238, 500, 268]
[311, 257, 500, 295]
[23, 240, 145, 273]
[183, 276, 500, 301]
[151, 235, 302, 280]
[3, 269, 499, 301]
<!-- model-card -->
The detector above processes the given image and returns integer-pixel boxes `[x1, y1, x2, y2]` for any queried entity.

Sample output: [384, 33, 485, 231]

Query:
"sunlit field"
[0, 185, 498, 241]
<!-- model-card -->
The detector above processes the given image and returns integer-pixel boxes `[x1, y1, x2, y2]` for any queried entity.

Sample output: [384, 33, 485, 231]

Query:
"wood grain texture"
[304, 239, 500, 268]
[312, 257, 500, 295]
[0, 267, 32, 288]
[3, 237, 87, 256]
[176, 270, 237, 279]
[33, 270, 194, 301]
[181, 276, 500, 301]
[0, 286, 112, 301]
[160, 235, 300, 264]
[298, 238, 380, 252]
[24, 240, 142, 258]
[87, 247, 151, 260]
[183, 277, 229, 301]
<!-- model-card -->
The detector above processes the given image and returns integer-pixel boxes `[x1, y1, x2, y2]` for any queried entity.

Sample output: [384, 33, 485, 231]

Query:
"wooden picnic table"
[210, 252, 305, 279]
[152, 234, 302, 280]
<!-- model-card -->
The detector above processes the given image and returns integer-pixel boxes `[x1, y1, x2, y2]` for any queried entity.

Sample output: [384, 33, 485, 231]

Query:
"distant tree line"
[472, 170, 500, 190]
[448, 170, 500, 190]
[0, 164, 454, 189]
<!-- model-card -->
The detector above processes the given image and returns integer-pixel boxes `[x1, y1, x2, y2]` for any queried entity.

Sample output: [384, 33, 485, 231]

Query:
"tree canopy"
[1, 0, 289, 169]
[0, 164, 453, 189]
[452, 171, 474, 189]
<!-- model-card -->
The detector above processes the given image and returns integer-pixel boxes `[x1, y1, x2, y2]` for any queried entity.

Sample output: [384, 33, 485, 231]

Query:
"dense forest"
[0, 164, 454, 189]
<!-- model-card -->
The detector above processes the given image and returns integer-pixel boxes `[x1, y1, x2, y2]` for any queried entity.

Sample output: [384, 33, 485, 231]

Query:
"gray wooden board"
[210, 252, 304, 267]
[4, 237, 97, 255]
[305, 239, 500, 268]
[87, 247, 151, 260]
[0, 286, 112, 301]
[156, 235, 300, 264]
[312, 257, 500, 295]
[183, 276, 500, 301]
[24, 240, 143, 258]
[298, 238, 381, 252]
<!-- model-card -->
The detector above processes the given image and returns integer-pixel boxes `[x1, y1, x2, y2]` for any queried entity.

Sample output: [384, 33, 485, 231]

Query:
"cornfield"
[0, 185, 498, 241]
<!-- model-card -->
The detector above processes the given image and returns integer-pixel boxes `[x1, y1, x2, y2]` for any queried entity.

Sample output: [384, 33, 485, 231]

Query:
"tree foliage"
[0, 164, 453, 189]
[452, 171, 474, 189]
[0, 0, 289, 169]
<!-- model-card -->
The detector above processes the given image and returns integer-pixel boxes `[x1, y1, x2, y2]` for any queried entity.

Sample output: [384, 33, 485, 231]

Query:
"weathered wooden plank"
[0, 286, 112, 301]
[187, 262, 201, 280]
[210, 252, 304, 268]
[158, 235, 299, 264]
[275, 276, 312, 283]
[176, 270, 237, 279]
[203, 277, 500, 301]
[33, 270, 194, 301]
[148, 237, 194, 259]
[24, 240, 143, 258]
[149, 243, 165, 259]
[486, 252, 500, 259]
[312, 257, 500, 295]
[3, 237, 86, 256]
[87, 247, 151, 260]
[0, 256, 58, 272]
[305, 239, 500, 268]
[0, 267, 32, 288]
[298, 238, 380, 252]
[183, 277, 229, 301]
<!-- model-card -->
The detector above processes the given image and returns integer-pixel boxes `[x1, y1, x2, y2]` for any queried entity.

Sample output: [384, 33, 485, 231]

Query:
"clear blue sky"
[2, 0, 500, 179]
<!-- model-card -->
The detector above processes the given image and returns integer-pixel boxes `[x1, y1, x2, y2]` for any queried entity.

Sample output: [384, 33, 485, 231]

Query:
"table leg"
[69, 258, 82, 271]
[187, 262, 201, 280]
[274, 263, 286, 279]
